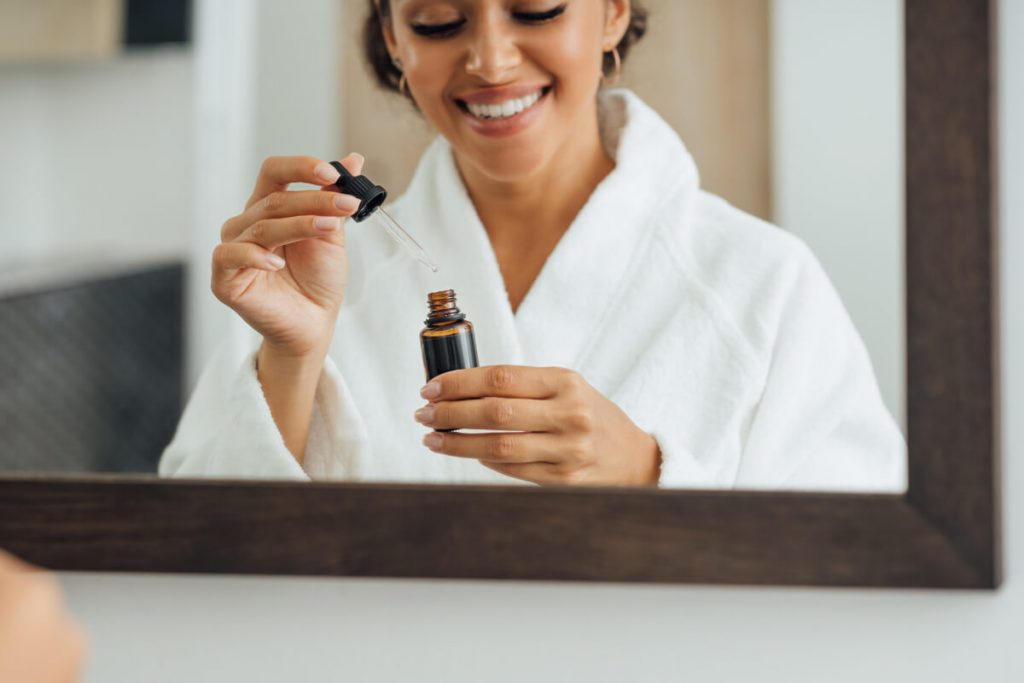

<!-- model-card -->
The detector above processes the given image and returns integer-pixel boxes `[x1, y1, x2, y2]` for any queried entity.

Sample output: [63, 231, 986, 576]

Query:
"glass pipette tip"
[377, 207, 439, 272]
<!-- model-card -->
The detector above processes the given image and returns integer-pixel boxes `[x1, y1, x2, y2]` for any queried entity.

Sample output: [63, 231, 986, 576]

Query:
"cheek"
[404, 46, 454, 99]
[402, 45, 462, 127]
[530, 28, 604, 98]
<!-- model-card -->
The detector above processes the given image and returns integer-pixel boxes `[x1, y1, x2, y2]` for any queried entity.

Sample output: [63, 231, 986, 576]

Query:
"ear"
[381, 14, 399, 63]
[602, 0, 631, 51]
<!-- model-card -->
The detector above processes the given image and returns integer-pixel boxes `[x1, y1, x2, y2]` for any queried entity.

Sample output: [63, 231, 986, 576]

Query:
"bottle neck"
[425, 289, 466, 326]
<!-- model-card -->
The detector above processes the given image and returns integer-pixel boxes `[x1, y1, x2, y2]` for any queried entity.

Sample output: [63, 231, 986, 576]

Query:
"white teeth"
[465, 90, 543, 120]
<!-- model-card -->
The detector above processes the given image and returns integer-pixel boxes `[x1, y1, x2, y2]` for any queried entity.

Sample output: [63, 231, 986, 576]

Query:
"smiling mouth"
[455, 86, 552, 121]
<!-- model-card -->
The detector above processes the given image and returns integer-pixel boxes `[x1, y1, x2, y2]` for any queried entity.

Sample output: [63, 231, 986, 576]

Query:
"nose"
[464, 11, 521, 82]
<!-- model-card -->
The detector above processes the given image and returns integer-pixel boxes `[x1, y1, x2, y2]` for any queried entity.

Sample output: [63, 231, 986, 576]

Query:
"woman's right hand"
[212, 153, 365, 358]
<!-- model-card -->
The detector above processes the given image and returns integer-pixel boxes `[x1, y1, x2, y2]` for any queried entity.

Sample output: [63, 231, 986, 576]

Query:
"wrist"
[634, 432, 662, 486]
[257, 341, 328, 380]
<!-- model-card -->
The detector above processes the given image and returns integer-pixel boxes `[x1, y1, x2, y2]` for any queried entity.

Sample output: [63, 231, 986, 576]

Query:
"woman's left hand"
[415, 365, 661, 486]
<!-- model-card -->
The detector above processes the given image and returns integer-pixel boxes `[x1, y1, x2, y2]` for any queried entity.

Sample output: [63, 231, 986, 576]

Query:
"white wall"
[0, 48, 193, 266]
[44, 2, 1024, 681]
[187, 0, 339, 384]
[772, 0, 905, 426]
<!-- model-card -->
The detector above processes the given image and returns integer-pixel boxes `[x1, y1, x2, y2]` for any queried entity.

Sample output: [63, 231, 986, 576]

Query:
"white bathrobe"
[160, 89, 906, 492]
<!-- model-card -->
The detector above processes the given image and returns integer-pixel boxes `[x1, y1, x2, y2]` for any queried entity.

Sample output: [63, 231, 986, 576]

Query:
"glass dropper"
[377, 207, 438, 272]
[329, 161, 439, 272]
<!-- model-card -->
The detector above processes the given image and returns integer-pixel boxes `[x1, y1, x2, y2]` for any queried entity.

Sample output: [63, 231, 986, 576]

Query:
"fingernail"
[334, 193, 360, 212]
[315, 216, 340, 232]
[266, 253, 286, 269]
[414, 406, 435, 424]
[423, 432, 442, 451]
[314, 162, 340, 183]
[420, 381, 441, 399]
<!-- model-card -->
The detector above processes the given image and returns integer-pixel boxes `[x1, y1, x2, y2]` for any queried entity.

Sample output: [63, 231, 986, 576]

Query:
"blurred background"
[0, 0, 903, 474]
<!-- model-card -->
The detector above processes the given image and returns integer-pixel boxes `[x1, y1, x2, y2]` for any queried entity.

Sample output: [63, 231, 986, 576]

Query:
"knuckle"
[560, 465, 587, 485]
[564, 436, 590, 464]
[491, 433, 517, 460]
[564, 408, 594, 433]
[259, 156, 279, 175]
[261, 191, 286, 214]
[489, 399, 515, 426]
[559, 368, 583, 391]
[487, 365, 516, 391]
[248, 219, 268, 244]
[219, 218, 235, 242]
[210, 242, 226, 266]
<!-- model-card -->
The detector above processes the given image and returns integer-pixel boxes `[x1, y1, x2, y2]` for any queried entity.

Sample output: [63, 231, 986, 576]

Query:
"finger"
[416, 397, 559, 432]
[229, 154, 364, 240]
[480, 460, 575, 486]
[422, 430, 562, 463]
[211, 241, 286, 277]
[224, 190, 359, 242]
[246, 153, 364, 209]
[235, 214, 346, 250]
[421, 365, 570, 402]
[0, 549, 37, 573]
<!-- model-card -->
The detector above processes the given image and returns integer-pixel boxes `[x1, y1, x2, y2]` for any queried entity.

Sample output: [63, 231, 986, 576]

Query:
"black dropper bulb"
[329, 161, 388, 222]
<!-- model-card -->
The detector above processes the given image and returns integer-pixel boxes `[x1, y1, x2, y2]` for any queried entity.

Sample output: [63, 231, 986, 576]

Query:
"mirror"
[0, 0, 905, 493]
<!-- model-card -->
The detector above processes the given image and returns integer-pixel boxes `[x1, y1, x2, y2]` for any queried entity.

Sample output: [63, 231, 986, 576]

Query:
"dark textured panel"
[0, 265, 183, 474]
[124, 0, 191, 46]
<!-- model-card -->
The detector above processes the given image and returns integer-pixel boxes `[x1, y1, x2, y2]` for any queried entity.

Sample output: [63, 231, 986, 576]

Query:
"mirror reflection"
[0, 0, 906, 491]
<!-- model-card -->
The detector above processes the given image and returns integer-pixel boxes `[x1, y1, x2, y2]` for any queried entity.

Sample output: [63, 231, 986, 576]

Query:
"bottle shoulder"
[421, 319, 474, 338]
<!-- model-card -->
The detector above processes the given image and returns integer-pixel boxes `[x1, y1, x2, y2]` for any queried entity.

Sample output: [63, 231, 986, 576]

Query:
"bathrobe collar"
[401, 88, 700, 371]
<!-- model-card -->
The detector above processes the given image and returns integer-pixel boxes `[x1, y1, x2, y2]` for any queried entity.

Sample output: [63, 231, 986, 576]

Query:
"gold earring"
[601, 47, 622, 86]
[392, 57, 409, 95]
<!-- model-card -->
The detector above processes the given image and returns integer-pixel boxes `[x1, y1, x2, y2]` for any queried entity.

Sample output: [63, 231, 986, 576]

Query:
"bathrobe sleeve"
[158, 327, 370, 480]
[727, 246, 906, 492]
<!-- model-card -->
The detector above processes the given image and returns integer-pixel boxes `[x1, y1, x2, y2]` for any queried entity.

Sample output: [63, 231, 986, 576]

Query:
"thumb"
[319, 152, 366, 194]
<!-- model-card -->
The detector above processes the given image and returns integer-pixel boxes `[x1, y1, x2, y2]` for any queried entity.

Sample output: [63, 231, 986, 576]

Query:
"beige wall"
[340, 0, 772, 220]
[0, 0, 123, 63]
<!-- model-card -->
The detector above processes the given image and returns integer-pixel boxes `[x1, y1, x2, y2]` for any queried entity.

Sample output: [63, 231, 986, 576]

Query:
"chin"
[460, 142, 553, 184]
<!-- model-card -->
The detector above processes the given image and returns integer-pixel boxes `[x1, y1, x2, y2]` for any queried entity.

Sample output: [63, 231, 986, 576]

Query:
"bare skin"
[0, 550, 87, 683]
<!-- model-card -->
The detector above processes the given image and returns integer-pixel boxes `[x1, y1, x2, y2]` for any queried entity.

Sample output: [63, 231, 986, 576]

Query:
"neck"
[454, 100, 615, 247]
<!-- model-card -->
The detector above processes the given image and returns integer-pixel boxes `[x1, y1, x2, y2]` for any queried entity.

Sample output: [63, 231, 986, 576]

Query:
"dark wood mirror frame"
[0, 0, 1000, 588]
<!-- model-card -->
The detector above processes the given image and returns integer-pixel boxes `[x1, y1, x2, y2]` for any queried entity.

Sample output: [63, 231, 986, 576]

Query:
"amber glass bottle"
[420, 289, 479, 381]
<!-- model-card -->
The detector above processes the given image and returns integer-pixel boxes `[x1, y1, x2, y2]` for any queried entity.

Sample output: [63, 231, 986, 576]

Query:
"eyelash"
[410, 3, 567, 38]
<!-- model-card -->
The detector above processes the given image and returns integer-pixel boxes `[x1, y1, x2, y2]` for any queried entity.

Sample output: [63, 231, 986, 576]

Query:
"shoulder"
[655, 188, 845, 360]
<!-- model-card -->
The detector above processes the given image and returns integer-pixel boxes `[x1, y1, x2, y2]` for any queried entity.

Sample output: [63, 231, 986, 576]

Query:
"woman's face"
[384, 0, 629, 182]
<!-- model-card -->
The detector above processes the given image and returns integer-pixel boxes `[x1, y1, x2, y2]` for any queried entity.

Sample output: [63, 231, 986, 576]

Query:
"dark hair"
[362, 1, 648, 99]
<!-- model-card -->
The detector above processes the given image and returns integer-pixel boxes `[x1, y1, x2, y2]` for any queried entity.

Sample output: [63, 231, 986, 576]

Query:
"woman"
[161, 0, 905, 490]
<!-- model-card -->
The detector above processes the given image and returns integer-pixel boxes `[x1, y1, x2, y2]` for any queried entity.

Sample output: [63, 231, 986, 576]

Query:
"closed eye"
[410, 19, 465, 38]
[411, 3, 567, 38]
[513, 3, 567, 24]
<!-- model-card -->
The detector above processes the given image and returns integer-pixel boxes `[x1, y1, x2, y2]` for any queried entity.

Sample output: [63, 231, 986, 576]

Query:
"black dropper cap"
[329, 161, 388, 223]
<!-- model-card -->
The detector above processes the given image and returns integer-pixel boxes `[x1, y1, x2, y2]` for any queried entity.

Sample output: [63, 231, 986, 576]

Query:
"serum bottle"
[420, 289, 479, 381]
